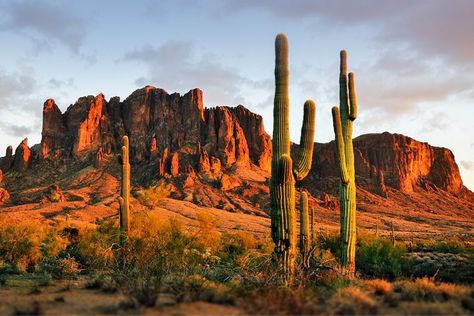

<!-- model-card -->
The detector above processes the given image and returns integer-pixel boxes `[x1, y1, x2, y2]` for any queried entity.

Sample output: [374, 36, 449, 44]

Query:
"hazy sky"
[0, 0, 473, 190]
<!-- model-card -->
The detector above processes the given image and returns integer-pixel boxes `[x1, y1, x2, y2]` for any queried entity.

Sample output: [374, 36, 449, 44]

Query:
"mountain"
[0, 86, 473, 240]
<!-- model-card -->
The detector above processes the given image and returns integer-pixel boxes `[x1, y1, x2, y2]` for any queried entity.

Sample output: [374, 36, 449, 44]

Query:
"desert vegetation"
[0, 213, 472, 314]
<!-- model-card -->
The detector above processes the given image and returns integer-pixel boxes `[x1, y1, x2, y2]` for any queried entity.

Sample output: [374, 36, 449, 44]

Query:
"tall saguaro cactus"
[299, 192, 311, 269]
[118, 135, 130, 237]
[332, 50, 358, 277]
[271, 33, 316, 278]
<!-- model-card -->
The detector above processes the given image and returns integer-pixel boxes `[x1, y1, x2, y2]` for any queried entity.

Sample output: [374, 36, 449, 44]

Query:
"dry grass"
[364, 278, 392, 295]
[394, 277, 470, 302]
[328, 286, 377, 315]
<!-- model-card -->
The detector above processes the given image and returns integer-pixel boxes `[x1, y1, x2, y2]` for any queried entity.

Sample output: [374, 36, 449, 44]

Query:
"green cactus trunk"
[310, 207, 315, 243]
[299, 192, 311, 269]
[332, 50, 358, 277]
[270, 33, 316, 280]
[119, 135, 130, 238]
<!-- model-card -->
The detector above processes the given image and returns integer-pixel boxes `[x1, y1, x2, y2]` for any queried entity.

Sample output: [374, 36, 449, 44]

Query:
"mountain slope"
[0, 87, 473, 241]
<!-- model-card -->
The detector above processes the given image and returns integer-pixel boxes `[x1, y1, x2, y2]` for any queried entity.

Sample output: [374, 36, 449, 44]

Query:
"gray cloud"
[460, 160, 473, 170]
[48, 77, 75, 89]
[0, 1, 86, 53]
[122, 41, 268, 107]
[223, 0, 474, 66]
[222, 0, 474, 122]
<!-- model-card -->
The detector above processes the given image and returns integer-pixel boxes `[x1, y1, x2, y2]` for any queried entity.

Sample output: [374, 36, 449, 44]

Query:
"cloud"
[0, 1, 86, 53]
[0, 122, 35, 138]
[0, 70, 37, 106]
[48, 77, 75, 89]
[121, 41, 269, 107]
[221, 0, 474, 122]
[460, 160, 473, 170]
[223, 1, 474, 66]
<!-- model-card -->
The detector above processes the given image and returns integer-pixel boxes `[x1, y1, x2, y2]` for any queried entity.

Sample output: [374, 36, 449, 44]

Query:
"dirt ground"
[0, 276, 243, 315]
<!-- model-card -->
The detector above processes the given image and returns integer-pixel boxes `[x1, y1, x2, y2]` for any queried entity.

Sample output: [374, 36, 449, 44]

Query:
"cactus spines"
[299, 191, 311, 269]
[119, 135, 130, 236]
[332, 50, 358, 277]
[310, 207, 315, 243]
[271, 33, 316, 279]
[271, 154, 296, 275]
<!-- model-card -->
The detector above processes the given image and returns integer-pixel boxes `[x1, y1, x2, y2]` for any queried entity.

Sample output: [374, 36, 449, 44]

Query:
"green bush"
[38, 255, 81, 280]
[318, 232, 406, 279]
[356, 236, 406, 279]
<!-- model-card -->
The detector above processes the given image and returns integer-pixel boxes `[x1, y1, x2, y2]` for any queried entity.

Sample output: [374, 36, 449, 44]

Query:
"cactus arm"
[293, 100, 316, 180]
[348, 72, 357, 121]
[332, 107, 349, 184]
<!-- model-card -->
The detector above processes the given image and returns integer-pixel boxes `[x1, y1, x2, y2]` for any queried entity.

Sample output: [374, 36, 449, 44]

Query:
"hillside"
[0, 86, 473, 241]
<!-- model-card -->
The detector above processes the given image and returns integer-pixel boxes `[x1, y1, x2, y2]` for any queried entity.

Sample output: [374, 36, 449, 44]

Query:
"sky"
[0, 0, 473, 190]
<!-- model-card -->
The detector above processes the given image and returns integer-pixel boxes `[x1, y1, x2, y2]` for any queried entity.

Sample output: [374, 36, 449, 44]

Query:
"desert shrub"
[0, 219, 46, 271]
[317, 231, 341, 257]
[413, 239, 468, 254]
[356, 235, 406, 279]
[364, 278, 392, 295]
[318, 231, 406, 279]
[245, 286, 318, 315]
[397, 301, 467, 315]
[402, 251, 474, 283]
[38, 254, 81, 279]
[109, 213, 226, 307]
[74, 219, 120, 270]
[134, 184, 169, 209]
[328, 286, 377, 315]
[219, 231, 258, 260]
[39, 227, 69, 258]
[393, 277, 470, 302]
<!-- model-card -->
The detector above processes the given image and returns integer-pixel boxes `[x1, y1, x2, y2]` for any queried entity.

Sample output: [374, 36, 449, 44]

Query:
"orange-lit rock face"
[73, 94, 108, 156]
[303, 132, 464, 195]
[13, 138, 31, 172]
[41, 99, 64, 159]
[38, 86, 271, 175]
[0, 188, 9, 205]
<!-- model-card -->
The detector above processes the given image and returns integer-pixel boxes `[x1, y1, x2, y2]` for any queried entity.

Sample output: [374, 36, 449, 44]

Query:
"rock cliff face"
[0, 86, 469, 201]
[38, 86, 272, 175]
[303, 132, 466, 196]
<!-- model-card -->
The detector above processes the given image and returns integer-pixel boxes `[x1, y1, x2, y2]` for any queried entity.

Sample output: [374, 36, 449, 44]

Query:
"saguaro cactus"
[271, 33, 316, 278]
[299, 192, 311, 269]
[118, 135, 130, 236]
[332, 50, 358, 277]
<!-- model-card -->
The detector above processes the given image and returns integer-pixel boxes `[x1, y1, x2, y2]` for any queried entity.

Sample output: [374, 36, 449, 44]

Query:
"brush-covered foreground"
[0, 213, 473, 315]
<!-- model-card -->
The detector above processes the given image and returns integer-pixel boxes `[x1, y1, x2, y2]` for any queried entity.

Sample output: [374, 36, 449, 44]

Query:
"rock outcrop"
[0, 188, 9, 205]
[303, 132, 466, 196]
[41, 184, 65, 203]
[0, 86, 470, 203]
[13, 138, 31, 172]
[36, 87, 272, 177]
[2, 146, 13, 172]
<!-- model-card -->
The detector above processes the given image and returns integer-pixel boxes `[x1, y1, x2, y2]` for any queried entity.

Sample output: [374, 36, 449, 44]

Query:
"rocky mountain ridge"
[1, 86, 471, 200]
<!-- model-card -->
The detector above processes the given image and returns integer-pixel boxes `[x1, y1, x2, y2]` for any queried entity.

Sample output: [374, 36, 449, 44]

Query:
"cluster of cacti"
[270, 33, 316, 279]
[299, 192, 311, 269]
[118, 135, 130, 237]
[332, 50, 358, 277]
